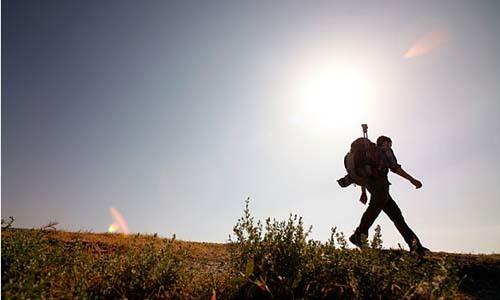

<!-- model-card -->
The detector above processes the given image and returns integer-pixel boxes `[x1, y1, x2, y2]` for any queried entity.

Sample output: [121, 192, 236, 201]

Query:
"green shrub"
[229, 198, 460, 299]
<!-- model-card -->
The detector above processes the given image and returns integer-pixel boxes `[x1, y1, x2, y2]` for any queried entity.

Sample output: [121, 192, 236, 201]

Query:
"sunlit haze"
[297, 62, 375, 132]
[2, 0, 500, 253]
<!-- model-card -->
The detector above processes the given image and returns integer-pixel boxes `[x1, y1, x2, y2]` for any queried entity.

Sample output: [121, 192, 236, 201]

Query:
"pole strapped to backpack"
[362, 124, 369, 161]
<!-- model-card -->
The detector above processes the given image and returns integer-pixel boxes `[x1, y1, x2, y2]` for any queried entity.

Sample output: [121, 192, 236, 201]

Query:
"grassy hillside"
[2, 209, 499, 299]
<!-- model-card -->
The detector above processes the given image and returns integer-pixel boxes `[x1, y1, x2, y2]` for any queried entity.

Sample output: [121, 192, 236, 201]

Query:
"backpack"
[344, 137, 379, 185]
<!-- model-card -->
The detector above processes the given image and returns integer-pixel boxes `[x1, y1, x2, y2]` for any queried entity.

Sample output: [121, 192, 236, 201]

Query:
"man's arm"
[384, 148, 422, 189]
[393, 167, 422, 189]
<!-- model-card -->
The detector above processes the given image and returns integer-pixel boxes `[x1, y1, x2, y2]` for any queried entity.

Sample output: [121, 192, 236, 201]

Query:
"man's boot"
[409, 239, 430, 256]
[349, 233, 368, 248]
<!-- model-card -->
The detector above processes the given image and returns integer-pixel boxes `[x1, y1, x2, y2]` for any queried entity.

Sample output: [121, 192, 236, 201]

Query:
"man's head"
[377, 135, 392, 148]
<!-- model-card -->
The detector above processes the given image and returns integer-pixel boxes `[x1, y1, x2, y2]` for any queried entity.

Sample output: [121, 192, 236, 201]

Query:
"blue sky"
[2, 0, 500, 253]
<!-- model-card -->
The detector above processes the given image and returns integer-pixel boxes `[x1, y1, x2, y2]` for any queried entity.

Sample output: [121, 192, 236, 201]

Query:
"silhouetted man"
[349, 136, 429, 255]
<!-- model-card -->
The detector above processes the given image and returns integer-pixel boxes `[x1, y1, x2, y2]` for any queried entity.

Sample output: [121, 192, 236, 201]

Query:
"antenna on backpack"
[361, 124, 368, 139]
[362, 124, 369, 161]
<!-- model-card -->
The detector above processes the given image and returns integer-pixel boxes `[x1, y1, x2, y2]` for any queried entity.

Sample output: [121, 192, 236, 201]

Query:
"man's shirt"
[377, 146, 401, 176]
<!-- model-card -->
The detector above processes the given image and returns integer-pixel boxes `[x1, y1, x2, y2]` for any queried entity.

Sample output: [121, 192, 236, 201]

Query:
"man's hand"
[360, 192, 368, 204]
[411, 179, 423, 189]
[360, 187, 368, 204]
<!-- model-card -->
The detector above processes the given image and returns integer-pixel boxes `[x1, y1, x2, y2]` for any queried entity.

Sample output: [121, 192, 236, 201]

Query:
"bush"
[229, 198, 460, 299]
[1, 228, 185, 299]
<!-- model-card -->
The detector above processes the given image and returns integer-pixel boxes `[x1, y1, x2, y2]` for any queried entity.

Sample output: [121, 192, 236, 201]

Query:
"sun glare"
[298, 65, 374, 132]
[108, 207, 130, 234]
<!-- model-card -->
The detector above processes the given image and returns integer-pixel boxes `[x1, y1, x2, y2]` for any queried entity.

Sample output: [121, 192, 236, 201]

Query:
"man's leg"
[352, 179, 389, 242]
[382, 195, 424, 250]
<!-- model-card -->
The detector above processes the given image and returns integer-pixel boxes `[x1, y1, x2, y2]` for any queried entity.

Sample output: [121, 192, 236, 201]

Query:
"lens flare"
[107, 207, 130, 234]
[108, 223, 119, 233]
[404, 29, 449, 59]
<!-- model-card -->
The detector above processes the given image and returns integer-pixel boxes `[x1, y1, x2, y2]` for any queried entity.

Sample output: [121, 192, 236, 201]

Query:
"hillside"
[2, 228, 499, 299]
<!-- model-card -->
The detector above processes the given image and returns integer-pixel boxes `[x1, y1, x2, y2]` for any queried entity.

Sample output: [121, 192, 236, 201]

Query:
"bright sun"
[297, 65, 375, 132]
